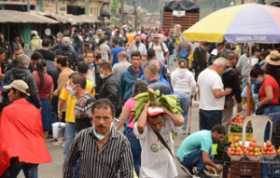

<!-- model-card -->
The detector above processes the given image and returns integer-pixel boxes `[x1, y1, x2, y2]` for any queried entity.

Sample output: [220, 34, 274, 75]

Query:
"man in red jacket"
[0, 80, 51, 178]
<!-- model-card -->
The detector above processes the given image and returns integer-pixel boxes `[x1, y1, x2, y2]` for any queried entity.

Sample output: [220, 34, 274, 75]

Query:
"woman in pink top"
[117, 80, 148, 176]
[33, 60, 54, 136]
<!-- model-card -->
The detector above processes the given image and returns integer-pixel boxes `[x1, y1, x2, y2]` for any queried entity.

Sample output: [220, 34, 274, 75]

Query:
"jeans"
[124, 127, 141, 176]
[181, 150, 205, 173]
[40, 99, 55, 132]
[64, 123, 76, 156]
[1, 158, 38, 178]
[199, 109, 222, 130]
[263, 105, 280, 116]
[175, 92, 191, 130]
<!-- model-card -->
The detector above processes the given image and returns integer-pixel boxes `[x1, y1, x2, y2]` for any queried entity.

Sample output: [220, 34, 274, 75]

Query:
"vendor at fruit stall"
[177, 125, 225, 177]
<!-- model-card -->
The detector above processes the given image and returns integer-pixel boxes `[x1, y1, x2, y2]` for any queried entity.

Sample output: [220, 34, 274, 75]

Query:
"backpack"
[179, 48, 189, 59]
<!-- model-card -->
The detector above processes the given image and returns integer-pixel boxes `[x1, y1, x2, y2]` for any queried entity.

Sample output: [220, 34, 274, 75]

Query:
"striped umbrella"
[183, 3, 280, 44]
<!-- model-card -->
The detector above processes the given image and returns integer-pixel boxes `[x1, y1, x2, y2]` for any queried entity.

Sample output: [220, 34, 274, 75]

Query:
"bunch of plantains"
[134, 88, 182, 121]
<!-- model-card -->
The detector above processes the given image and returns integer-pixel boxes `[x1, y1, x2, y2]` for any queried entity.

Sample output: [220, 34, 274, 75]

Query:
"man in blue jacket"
[120, 51, 143, 103]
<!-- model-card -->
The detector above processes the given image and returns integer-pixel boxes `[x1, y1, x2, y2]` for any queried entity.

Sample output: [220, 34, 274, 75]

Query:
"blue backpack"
[179, 48, 189, 59]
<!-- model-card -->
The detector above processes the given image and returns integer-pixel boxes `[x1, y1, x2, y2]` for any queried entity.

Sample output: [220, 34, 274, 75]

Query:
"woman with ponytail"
[33, 59, 54, 137]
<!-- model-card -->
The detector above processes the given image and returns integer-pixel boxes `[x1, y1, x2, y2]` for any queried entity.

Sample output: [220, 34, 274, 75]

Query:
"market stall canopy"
[43, 13, 74, 24]
[43, 13, 97, 25]
[164, 0, 199, 12]
[183, 3, 280, 44]
[0, 10, 57, 24]
[69, 14, 98, 24]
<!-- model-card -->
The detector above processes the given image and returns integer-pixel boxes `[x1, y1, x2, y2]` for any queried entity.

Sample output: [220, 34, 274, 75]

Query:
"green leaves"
[134, 89, 182, 121]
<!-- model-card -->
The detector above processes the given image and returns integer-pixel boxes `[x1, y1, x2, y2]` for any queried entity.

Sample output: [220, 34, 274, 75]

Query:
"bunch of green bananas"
[134, 89, 182, 121]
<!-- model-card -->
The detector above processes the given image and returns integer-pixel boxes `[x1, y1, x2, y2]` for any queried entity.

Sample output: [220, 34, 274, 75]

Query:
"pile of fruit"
[228, 142, 244, 156]
[230, 114, 244, 133]
[228, 140, 280, 161]
[244, 141, 262, 157]
[134, 89, 182, 121]
[262, 141, 277, 159]
[229, 114, 253, 133]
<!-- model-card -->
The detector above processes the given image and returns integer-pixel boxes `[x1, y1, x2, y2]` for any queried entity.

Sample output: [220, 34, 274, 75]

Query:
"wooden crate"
[229, 160, 261, 178]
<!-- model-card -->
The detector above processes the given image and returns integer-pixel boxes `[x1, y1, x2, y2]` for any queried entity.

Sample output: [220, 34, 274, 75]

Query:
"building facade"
[1, 0, 110, 17]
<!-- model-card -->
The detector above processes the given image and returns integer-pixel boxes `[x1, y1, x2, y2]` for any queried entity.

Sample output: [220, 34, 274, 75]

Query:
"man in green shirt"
[177, 125, 225, 176]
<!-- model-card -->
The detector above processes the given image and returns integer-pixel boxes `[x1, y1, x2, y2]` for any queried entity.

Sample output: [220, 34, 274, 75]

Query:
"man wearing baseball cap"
[0, 80, 51, 178]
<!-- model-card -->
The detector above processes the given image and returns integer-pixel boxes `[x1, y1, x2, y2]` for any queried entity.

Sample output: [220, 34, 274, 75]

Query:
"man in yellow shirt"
[59, 70, 95, 156]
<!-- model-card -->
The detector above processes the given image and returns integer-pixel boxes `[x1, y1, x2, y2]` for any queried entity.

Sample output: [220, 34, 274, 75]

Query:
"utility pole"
[120, 0, 125, 24]
[85, 0, 90, 15]
[133, 0, 138, 30]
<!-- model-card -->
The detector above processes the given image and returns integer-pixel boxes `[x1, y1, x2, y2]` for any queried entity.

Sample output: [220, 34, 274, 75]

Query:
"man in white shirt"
[149, 34, 169, 64]
[99, 38, 111, 63]
[135, 104, 184, 178]
[128, 34, 147, 58]
[197, 57, 232, 130]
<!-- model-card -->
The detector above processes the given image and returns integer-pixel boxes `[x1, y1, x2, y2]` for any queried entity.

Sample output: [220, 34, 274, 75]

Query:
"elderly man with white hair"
[197, 57, 232, 130]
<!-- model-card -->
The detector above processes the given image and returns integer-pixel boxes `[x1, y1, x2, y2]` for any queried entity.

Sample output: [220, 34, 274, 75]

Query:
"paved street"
[19, 104, 199, 178]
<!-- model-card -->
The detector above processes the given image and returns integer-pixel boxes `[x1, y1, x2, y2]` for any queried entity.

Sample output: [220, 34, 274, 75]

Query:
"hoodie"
[3, 67, 40, 108]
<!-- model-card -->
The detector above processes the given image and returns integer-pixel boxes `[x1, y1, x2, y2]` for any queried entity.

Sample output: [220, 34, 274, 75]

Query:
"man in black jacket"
[97, 62, 121, 116]
[222, 50, 242, 123]
[3, 54, 40, 108]
[192, 43, 208, 80]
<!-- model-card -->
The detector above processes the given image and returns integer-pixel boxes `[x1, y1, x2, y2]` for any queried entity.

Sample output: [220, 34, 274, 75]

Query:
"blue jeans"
[263, 105, 280, 116]
[40, 99, 55, 132]
[181, 150, 206, 173]
[64, 123, 76, 156]
[1, 158, 38, 178]
[199, 109, 222, 130]
[124, 127, 141, 176]
[175, 92, 191, 130]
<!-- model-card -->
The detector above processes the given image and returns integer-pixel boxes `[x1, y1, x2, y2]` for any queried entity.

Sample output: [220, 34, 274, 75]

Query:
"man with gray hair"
[197, 57, 232, 130]
[3, 54, 40, 108]
[112, 51, 130, 83]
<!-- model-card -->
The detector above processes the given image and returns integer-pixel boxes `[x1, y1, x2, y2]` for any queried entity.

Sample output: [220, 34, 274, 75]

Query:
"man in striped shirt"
[63, 99, 133, 178]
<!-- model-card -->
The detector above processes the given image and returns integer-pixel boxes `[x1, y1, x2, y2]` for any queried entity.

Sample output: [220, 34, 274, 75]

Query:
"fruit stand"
[224, 114, 280, 178]
[227, 139, 280, 178]
[227, 114, 253, 143]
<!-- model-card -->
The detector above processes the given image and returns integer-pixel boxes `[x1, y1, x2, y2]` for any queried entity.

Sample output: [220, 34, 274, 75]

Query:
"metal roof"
[43, 13, 98, 25]
[0, 10, 57, 24]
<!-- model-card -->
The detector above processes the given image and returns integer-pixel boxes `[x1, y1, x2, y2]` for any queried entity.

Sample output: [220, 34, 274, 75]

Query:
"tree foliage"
[111, 0, 119, 15]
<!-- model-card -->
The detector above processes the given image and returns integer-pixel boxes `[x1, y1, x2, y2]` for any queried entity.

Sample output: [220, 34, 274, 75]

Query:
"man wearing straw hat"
[0, 80, 51, 178]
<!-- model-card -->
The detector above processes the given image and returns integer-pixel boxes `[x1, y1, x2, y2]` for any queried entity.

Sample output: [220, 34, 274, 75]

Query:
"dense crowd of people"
[0, 24, 280, 178]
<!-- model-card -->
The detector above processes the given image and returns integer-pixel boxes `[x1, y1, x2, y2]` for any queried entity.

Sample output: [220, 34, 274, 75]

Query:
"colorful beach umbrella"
[183, 3, 280, 44]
